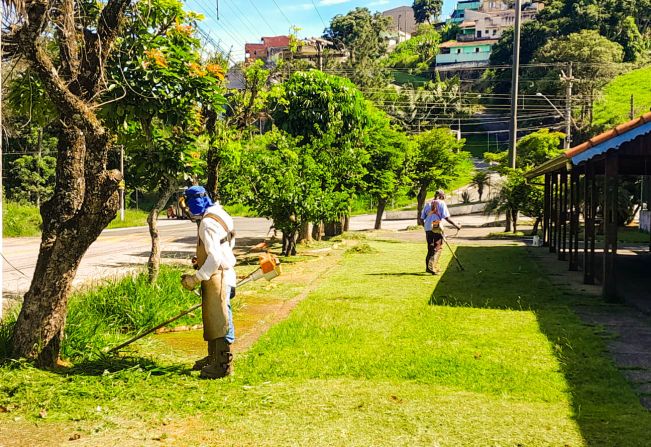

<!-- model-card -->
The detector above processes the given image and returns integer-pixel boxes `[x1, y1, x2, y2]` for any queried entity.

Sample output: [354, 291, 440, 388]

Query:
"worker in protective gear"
[180, 186, 237, 379]
[421, 189, 461, 274]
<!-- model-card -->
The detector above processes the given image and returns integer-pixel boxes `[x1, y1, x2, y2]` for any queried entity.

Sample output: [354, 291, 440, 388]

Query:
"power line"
[311, 0, 327, 29]
[247, 0, 275, 34]
[271, 0, 292, 26]
[219, 0, 258, 37]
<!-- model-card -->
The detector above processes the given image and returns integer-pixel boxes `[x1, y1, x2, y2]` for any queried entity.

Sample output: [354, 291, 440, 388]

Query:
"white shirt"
[195, 203, 237, 287]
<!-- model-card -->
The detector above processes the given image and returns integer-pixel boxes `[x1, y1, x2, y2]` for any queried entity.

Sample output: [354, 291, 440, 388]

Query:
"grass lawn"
[3, 203, 256, 237]
[1, 235, 650, 445]
[2, 202, 42, 237]
[593, 65, 651, 129]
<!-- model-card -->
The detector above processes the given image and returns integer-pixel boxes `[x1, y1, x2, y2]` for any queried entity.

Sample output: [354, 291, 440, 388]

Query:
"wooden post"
[583, 168, 592, 283]
[551, 172, 559, 253]
[543, 173, 551, 247]
[559, 170, 568, 261]
[603, 155, 619, 301]
[569, 170, 580, 271]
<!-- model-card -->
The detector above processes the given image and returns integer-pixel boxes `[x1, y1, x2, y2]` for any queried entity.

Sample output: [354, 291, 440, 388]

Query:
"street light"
[536, 92, 573, 149]
[535, 92, 563, 118]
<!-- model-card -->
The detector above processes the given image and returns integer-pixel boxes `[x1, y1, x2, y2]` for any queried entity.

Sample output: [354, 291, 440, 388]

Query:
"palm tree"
[471, 171, 491, 202]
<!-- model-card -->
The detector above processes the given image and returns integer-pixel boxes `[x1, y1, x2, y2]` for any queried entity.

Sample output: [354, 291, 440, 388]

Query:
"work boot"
[192, 339, 217, 371]
[200, 338, 233, 379]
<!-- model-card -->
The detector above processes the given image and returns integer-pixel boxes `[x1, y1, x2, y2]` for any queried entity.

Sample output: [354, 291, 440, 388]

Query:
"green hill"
[593, 65, 651, 128]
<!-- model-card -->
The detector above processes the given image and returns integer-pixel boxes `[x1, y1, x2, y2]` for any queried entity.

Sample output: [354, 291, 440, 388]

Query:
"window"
[492, 29, 497, 35]
[457, 48, 461, 54]
[475, 47, 480, 52]
[476, 30, 482, 37]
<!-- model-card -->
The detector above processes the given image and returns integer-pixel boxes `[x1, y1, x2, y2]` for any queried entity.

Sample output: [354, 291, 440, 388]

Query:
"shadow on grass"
[54, 354, 190, 377]
[367, 272, 434, 277]
[429, 245, 651, 446]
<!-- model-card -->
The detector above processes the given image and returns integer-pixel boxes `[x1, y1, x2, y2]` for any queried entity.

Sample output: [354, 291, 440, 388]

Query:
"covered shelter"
[526, 112, 651, 301]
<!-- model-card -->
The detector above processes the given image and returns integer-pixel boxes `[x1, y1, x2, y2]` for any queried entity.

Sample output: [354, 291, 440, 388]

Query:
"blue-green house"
[435, 39, 497, 65]
[449, 0, 481, 23]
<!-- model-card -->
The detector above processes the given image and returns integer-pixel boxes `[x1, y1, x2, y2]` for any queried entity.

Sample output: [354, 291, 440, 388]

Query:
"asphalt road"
[3, 214, 419, 296]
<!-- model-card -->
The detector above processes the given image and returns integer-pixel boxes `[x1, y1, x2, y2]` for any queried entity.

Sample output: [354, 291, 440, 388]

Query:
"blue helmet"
[184, 186, 213, 217]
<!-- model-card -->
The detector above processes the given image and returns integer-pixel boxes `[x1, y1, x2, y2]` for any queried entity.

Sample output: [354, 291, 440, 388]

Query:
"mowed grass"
[1, 238, 651, 445]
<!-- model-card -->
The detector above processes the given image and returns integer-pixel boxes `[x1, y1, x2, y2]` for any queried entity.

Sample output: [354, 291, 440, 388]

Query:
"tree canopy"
[412, 0, 442, 25]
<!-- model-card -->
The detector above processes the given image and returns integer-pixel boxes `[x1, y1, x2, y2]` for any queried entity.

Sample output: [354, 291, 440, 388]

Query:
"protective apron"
[196, 226, 230, 341]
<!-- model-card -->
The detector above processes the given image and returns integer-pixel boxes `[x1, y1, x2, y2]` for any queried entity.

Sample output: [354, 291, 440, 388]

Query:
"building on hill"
[438, 0, 542, 67]
[382, 6, 418, 35]
[244, 36, 291, 64]
[449, 0, 482, 24]
[436, 39, 498, 66]
[465, 2, 542, 40]
[279, 37, 347, 69]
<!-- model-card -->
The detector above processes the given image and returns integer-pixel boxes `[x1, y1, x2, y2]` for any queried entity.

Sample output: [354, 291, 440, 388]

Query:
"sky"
[184, 0, 458, 61]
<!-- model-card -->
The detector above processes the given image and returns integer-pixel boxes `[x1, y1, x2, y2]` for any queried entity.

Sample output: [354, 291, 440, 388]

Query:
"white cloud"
[286, 3, 315, 11]
[319, 0, 353, 5]
[367, 0, 390, 5]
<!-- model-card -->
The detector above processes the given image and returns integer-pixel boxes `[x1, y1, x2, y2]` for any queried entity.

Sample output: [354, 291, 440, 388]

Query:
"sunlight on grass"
[2, 237, 651, 445]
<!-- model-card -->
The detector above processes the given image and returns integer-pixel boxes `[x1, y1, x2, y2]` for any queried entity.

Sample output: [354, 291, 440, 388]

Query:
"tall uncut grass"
[1, 266, 199, 361]
[62, 265, 200, 360]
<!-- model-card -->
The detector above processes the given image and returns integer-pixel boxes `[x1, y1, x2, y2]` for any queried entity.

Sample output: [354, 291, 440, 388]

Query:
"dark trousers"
[425, 230, 444, 270]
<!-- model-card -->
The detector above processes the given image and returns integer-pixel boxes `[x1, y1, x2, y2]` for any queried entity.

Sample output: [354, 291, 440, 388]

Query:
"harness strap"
[203, 213, 236, 245]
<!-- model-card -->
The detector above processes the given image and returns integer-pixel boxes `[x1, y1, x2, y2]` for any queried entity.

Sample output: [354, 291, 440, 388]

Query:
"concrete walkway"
[528, 246, 651, 410]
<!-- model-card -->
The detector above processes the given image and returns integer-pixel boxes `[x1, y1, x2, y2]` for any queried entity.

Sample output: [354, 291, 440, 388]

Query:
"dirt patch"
[155, 249, 343, 358]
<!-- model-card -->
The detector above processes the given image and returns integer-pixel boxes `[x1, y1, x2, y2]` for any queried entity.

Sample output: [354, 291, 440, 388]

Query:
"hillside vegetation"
[593, 65, 651, 128]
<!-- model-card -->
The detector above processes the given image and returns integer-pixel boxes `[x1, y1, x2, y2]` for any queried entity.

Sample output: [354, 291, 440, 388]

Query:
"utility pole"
[507, 0, 522, 169]
[630, 94, 635, 120]
[119, 145, 125, 221]
[562, 63, 574, 150]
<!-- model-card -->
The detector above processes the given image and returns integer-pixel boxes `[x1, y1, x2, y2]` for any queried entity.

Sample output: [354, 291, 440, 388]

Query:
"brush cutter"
[106, 254, 281, 353]
[443, 228, 465, 272]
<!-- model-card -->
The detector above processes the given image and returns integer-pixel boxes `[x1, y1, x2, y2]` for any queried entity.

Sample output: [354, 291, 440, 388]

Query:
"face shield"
[184, 186, 213, 221]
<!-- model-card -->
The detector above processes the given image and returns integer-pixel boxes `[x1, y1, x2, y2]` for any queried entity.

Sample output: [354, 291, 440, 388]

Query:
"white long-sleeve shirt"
[195, 204, 237, 287]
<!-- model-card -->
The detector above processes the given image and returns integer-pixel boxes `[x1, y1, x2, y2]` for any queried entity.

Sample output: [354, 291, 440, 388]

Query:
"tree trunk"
[512, 210, 518, 234]
[324, 221, 342, 237]
[375, 198, 387, 230]
[478, 185, 484, 202]
[312, 222, 323, 241]
[530, 217, 541, 236]
[505, 212, 512, 233]
[343, 215, 350, 233]
[416, 183, 430, 225]
[205, 143, 220, 201]
[11, 123, 121, 366]
[282, 231, 297, 256]
[147, 180, 178, 283]
[299, 221, 313, 243]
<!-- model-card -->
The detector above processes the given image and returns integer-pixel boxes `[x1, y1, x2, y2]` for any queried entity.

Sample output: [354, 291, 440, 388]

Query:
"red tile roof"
[262, 36, 290, 47]
[565, 111, 651, 159]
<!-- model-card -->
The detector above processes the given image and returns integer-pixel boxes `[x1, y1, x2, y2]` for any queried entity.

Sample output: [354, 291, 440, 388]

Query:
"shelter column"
[543, 173, 551, 247]
[583, 163, 596, 284]
[569, 169, 580, 271]
[559, 170, 568, 261]
[603, 154, 619, 301]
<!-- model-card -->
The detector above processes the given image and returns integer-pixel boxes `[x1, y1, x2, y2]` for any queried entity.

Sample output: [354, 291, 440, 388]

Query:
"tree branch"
[75, 0, 131, 99]
[54, 0, 80, 80]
